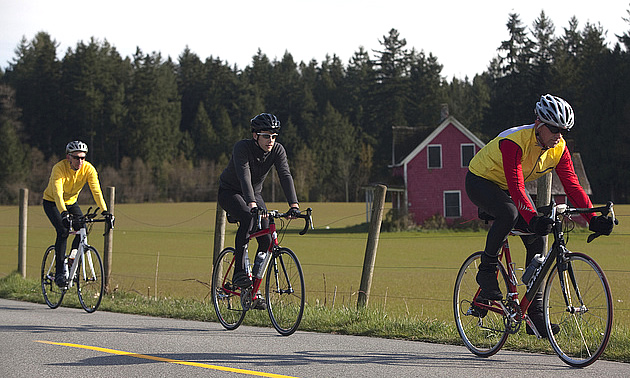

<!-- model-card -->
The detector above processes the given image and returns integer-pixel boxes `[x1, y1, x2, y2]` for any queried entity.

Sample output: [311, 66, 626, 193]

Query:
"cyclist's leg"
[253, 195, 271, 253]
[43, 200, 69, 285]
[67, 203, 83, 251]
[465, 172, 518, 300]
[218, 189, 254, 287]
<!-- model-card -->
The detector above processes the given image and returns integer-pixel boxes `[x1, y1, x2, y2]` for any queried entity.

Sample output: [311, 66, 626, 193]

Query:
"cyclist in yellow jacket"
[43, 141, 110, 288]
[465, 95, 614, 337]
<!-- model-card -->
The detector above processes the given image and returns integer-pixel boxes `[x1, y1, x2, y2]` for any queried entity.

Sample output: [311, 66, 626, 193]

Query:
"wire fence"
[1, 204, 629, 320]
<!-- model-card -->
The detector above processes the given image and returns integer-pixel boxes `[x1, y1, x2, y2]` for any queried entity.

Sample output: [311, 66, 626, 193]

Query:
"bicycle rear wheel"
[545, 252, 613, 367]
[212, 247, 246, 330]
[453, 251, 509, 357]
[41, 246, 65, 308]
[266, 247, 305, 336]
[76, 246, 104, 313]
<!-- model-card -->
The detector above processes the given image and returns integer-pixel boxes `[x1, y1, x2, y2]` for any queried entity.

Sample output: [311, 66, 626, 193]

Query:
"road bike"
[212, 207, 313, 336]
[41, 207, 115, 313]
[453, 201, 617, 367]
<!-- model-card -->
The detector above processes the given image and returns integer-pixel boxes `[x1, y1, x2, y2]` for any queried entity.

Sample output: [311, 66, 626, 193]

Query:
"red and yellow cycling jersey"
[469, 124, 565, 190]
[469, 123, 593, 223]
[43, 159, 108, 212]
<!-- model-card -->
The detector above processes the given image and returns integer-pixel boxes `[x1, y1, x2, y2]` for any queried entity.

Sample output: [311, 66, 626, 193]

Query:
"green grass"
[1, 202, 629, 363]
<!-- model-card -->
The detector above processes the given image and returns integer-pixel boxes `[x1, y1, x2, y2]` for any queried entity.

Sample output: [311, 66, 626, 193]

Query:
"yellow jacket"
[469, 124, 566, 190]
[43, 159, 108, 212]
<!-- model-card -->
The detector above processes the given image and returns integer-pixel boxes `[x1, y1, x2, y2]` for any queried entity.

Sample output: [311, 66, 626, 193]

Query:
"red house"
[390, 116, 485, 225]
[389, 115, 592, 226]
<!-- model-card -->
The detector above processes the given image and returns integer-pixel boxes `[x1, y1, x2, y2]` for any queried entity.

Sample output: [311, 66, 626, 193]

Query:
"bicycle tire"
[453, 251, 510, 357]
[212, 247, 246, 330]
[41, 246, 66, 309]
[544, 252, 613, 367]
[266, 247, 305, 336]
[76, 246, 104, 313]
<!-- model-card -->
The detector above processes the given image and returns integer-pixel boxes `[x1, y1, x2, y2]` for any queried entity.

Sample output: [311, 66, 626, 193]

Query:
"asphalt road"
[1, 298, 628, 377]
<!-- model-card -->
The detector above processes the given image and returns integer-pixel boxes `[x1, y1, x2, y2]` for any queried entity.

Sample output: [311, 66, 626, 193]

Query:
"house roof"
[391, 116, 485, 167]
[525, 152, 593, 195]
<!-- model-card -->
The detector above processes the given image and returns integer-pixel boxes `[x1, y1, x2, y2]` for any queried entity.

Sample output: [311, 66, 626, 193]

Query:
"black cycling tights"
[465, 171, 543, 265]
[43, 200, 82, 273]
[217, 188, 271, 273]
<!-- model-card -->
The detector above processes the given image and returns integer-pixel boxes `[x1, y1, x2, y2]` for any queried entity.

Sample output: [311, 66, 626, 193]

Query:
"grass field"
[2, 201, 629, 327]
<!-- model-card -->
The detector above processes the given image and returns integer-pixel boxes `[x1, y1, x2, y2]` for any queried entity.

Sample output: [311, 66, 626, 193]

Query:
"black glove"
[589, 215, 613, 236]
[60, 211, 71, 229]
[250, 207, 259, 215]
[529, 215, 554, 236]
[286, 207, 300, 218]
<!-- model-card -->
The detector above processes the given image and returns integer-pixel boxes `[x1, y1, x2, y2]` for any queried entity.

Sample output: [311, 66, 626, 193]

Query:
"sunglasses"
[544, 123, 568, 135]
[257, 133, 278, 140]
[70, 154, 86, 161]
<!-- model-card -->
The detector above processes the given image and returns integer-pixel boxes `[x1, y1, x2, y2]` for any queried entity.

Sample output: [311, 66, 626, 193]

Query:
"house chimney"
[440, 103, 449, 122]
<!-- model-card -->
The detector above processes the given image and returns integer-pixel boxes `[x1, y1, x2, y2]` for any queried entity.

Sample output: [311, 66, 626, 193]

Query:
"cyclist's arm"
[232, 143, 257, 204]
[85, 163, 108, 212]
[273, 144, 299, 206]
[49, 165, 69, 212]
[555, 146, 595, 222]
[500, 139, 537, 223]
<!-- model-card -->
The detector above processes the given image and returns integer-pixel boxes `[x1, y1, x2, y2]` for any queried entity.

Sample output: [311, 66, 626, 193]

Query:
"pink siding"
[405, 124, 478, 225]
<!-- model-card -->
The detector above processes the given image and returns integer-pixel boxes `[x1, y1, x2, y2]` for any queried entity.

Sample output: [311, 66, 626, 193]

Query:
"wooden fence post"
[536, 173, 552, 252]
[213, 205, 227, 281]
[18, 188, 28, 278]
[357, 184, 387, 309]
[103, 186, 115, 293]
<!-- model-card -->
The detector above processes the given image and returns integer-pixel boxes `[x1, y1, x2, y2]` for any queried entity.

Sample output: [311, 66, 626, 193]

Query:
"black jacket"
[219, 139, 298, 205]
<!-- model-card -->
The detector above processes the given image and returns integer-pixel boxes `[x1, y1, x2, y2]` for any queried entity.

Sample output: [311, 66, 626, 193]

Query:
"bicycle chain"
[503, 300, 522, 334]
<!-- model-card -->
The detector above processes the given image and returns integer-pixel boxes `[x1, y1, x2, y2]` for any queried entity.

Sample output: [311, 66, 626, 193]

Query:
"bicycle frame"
[65, 226, 97, 289]
[219, 209, 312, 301]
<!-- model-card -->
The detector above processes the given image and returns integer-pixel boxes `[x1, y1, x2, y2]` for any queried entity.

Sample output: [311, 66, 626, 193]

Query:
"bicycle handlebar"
[253, 207, 314, 235]
[554, 201, 618, 243]
[69, 207, 116, 236]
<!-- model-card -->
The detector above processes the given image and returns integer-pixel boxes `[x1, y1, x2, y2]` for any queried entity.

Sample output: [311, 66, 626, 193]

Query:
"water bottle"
[68, 249, 77, 268]
[522, 254, 544, 284]
[252, 251, 268, 279]
[63, 258, 69, 280]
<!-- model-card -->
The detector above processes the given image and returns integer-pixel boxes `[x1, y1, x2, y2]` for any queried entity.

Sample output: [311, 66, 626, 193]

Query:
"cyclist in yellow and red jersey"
[43, 141, 111, 288]
[465, 94, 614, 337]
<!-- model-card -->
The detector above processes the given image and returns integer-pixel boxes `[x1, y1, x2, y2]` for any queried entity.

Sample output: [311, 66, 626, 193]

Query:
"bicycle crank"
[240, 286, 253, 311]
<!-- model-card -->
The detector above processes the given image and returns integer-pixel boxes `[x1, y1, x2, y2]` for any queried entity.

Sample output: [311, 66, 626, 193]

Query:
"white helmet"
[534, 94, 575, 130]
[66, 140, 88, 154]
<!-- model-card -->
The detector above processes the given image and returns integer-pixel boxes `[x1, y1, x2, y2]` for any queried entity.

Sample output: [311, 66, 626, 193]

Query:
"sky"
[1, 1, 628, 79]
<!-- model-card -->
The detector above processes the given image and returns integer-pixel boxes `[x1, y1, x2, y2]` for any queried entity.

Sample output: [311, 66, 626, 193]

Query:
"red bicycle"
[211, 208, 313, 336]
[453, 201, 617, 367]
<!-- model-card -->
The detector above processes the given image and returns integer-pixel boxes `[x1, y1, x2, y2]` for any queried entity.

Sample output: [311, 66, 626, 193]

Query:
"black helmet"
[251, 113, 281, 132]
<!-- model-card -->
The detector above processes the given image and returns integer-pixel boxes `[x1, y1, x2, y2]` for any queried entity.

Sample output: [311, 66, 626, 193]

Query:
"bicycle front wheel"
[545, 252, 613, 367]
[76, 246, 104, 313]
[265, 247, 305, 336]
[453, 251, 509, 357]
[212, 247, 246, 330]
[41, 246, 65, 308]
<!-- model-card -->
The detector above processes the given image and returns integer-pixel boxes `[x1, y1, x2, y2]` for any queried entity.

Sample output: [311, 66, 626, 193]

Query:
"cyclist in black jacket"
[218, 113, 300, 291]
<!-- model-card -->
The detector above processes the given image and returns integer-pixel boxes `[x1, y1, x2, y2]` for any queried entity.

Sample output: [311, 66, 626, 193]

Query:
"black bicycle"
[454, 201, 617, 367]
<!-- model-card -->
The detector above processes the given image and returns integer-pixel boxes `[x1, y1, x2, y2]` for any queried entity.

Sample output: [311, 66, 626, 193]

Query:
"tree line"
[1, 10, 629, 206]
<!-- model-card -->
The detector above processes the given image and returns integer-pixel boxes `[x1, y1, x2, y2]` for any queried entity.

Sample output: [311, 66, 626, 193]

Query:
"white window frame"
[461, 143, 475, 167]
[444, 190, 462, 218]
[427, 144, 442, 169]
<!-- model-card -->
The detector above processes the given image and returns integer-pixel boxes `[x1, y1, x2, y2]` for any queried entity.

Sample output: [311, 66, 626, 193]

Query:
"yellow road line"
[35, 340, 298, 378]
